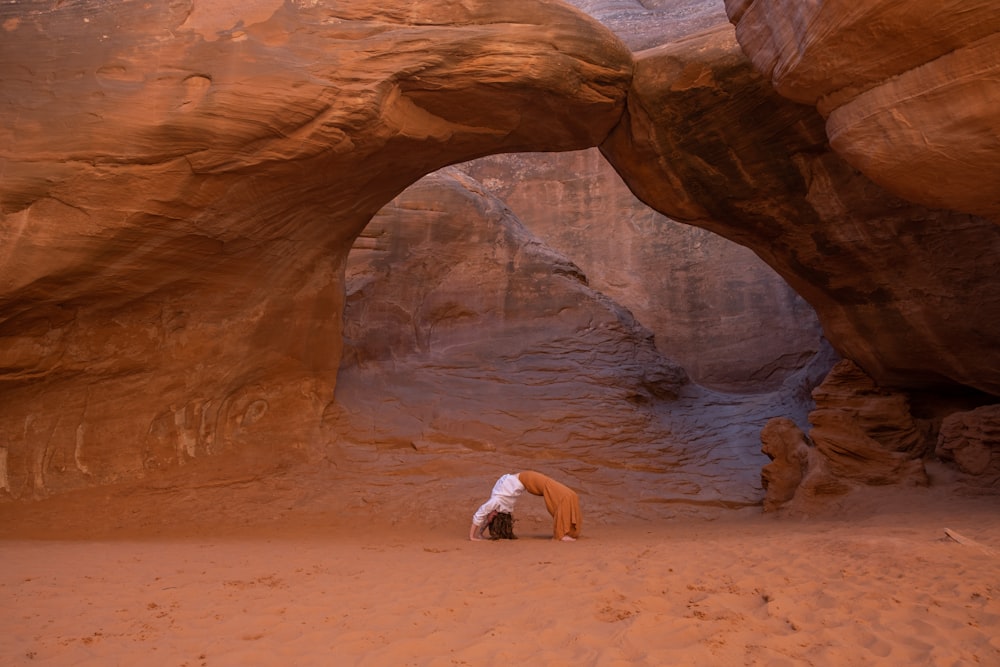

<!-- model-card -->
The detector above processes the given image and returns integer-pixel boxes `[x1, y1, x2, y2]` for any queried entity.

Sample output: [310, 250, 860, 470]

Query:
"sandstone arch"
[600, 20, 1000, 399]
[2, 0, 999, 499]
[0, 0, 632, 496]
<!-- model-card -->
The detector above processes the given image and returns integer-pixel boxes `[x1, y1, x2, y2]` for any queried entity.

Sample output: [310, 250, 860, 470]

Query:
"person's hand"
[469, 523, 487, 541]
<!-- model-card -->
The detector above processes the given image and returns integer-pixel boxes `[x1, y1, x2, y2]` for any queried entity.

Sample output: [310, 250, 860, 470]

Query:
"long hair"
[488, 511, 517, 539]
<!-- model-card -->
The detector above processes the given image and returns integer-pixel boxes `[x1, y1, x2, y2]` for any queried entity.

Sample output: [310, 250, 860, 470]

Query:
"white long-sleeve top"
[471, 473, 524, 526]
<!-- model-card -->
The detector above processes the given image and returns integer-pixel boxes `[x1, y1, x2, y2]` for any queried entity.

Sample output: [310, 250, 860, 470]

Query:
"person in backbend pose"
[468, 470, 581, 542]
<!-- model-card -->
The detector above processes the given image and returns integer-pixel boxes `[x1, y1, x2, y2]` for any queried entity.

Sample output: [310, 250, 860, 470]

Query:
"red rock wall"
[335, 168, 687, 454]
[460, 150, 822, 392]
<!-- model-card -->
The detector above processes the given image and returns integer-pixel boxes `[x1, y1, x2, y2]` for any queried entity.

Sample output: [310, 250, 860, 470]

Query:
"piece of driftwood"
[944, 528, 998, 556]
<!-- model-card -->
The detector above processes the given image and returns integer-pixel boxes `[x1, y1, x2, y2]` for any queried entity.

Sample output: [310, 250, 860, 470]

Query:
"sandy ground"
[2, 459, 999, 666]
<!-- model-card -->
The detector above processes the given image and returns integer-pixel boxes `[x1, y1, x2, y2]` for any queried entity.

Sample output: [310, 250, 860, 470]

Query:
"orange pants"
[518, 471, 581, 539]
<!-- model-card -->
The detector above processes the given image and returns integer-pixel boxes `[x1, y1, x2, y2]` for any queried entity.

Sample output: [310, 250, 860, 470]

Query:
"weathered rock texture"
[937, 405, 1000, 480]
[335, 168, 687, 451]
[758, 418, 844, 512]
[456, 1, 823, 392]
[335, 167, 822, 508]
[461, 150, 822, 392]
[761, 360, 930, 511]
[725, 0, 1000, 220]
[809, 360, 929, 486]
[0, 0, 631, 497]
[601, 20, 1000, 399]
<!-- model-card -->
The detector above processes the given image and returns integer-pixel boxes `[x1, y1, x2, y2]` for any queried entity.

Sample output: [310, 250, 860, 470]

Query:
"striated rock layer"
[460, 1, 824, 392]
[565, 0, 727, 51]
[760, 361, 929, 512]
[808, 360, 929, 487]
[336, 168, 822, 508]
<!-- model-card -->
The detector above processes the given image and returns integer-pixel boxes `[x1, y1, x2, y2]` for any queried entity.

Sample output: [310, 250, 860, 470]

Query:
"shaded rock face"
[725, 0, 1000, 220]
[460, 150, 822, 392]
[809, 360, 929, 486]
[601, 21, 1000, 399]
[457, 2, 823, 393]
[335, 167, 816, 510]
[0, 0, 631, 497]
[335, 167, 687, 453]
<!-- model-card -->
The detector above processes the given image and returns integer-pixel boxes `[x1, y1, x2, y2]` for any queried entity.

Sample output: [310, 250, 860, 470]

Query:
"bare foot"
[560, 535, 576, 542]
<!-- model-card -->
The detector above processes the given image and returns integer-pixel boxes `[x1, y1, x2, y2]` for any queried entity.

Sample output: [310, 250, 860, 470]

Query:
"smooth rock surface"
[725, 0, 1000, 219]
